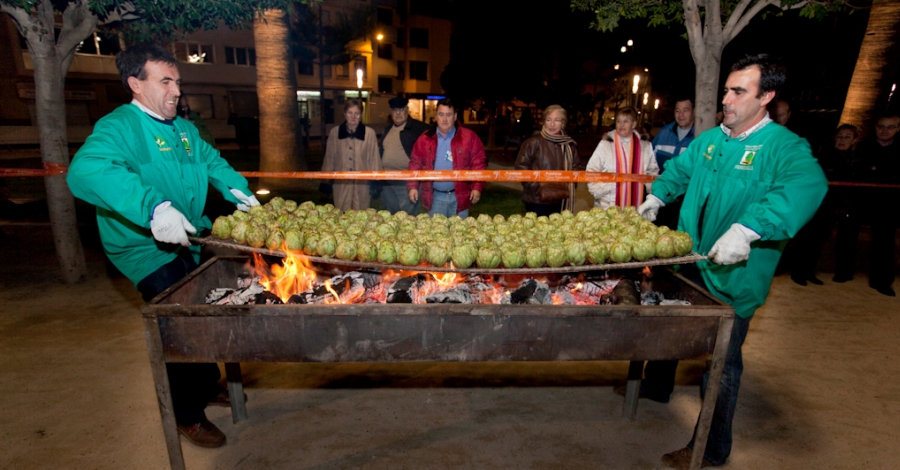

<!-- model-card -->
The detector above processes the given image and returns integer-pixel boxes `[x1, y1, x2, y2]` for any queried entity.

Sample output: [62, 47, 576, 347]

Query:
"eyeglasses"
[545, 118, 564, 124]
[876, 125, 899, 131]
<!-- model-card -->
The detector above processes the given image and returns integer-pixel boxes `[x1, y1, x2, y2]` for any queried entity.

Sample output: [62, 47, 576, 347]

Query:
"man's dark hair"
[115, 43, 178, 92]
[729, 53, 786, 98]
[877, 111, 900, 123]
[436, 98, 457, 113]
[673, 96, 694, 107]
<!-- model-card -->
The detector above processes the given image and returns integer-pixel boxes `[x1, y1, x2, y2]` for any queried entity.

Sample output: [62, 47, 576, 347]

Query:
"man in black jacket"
[377, 97, 429, 214]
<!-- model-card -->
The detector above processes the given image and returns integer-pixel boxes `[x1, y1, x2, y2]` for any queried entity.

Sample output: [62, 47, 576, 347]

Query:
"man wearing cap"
[376, 97, 429, 214]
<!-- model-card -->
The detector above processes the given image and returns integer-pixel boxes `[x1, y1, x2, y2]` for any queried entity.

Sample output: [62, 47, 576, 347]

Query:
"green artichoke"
[398, 243, 421, 266]
[609, 242, 632, 263]
[501, 245, 526, 269]
[377, 241, 397, 265]
[476, 246, 502, 269]
[585, 241, 609, 264]
[211, 216, 234, 240]
[426, 243, 451, 267]
[632, 238, 656, 261]
[285, 230, 305, 251]
[265, 230, 285, 251]
[655, 234, 676, 259]
[335, 240, 358, 261]
[451, 243, 477, 269]
[246, 224, 268, 248]
[566, 241, 587, 266]
[356, 240, 377, 262]
[525, 246, 547, 268]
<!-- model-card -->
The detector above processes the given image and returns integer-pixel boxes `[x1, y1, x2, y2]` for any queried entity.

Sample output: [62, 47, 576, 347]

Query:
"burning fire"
[248, 244, 615, 305]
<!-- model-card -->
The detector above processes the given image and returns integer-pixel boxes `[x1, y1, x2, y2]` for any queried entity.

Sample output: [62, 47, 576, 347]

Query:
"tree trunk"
[692, 48, 722, 134]
[254, 9, 305, 190]
[25, 17, 87, 284]
[839, 0, 900, 136]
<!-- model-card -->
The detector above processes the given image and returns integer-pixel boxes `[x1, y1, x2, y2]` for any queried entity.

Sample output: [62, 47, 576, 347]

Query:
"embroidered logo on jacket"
[739, 151, 756, 165]
[179, 132, 192, 156]
[703, 144, 715, 160]
[155, 136, 171, 151]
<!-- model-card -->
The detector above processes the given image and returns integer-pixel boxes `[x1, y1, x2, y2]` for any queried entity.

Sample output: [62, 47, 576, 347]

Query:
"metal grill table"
[143, 257, 734, 470]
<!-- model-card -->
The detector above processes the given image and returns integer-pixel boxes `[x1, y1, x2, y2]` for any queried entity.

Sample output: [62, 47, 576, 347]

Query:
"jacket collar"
[425, 121, 460, 138]
[338, 122, 366, 140]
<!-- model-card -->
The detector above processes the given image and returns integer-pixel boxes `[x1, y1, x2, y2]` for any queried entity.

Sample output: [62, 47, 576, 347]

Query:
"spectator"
[321, 99, 382, 211]
[790, 124, 859, 286]
[514, 104, 578, 215]
[652, 96, 696, 229]
[376, 97, 429, 214]
[408, 98, 486, 218]
[833, 112, 899, 296]
[586, 106, 659, 209]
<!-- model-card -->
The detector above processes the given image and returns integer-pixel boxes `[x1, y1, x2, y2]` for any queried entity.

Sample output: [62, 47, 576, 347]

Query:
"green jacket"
[652, 121, 827, 318]
[67, 103, 250, 285]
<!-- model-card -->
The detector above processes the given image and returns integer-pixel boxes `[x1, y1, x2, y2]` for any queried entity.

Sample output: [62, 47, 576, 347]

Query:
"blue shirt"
[433, 126, 456, 191]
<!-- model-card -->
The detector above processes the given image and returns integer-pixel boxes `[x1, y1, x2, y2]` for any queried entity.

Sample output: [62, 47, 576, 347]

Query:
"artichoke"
[246, 224, 268, 248]
[609, 242, 632, 263]
[284, 230, 304, 252]
[585, 241, 609, 265]
[451, 243, 477, 269]
[211, 216, 234, 240]
[653, 235, 674, 259]
[501, 245, 526, 269]
[303, 233, 319, 256]
[673, 232, 693, 256]
[335, 240, 358, 261]
[231, 221, 251, 244]
[356, 240, 377, 262]
[232, 210, 249, 221]
[317, 234, 337, 258]
[377, 241, 397, 265]
[525, 246, 547, 268]
[632, 238, 656, 261]
[426, 243, 451, 267]
[566, 241, 587, 266]
[398, 243, 421, 266]
[546, 245, 567, 268]
[265, 230, 285, 251]
[476, 246, 502, 269]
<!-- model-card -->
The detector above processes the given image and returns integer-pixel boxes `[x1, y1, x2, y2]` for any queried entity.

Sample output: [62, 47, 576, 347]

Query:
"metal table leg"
[225, 362, 247, 423]
[623, 360, 643, 420]
[689, 317, 734, 470]
[143, 317, 185, 470]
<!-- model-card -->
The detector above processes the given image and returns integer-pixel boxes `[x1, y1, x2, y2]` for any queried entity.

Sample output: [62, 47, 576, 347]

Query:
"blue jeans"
[382, 182, 421, 215]
[429, 190, 468, 219]
[686, 313, 751, 465]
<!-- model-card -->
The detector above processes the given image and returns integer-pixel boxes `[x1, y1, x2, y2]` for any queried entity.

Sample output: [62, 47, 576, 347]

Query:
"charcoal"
[660, 299, 691, 306]
[205, 288, 234, 304]
[286, 272, 368, 304]
[612, 280, 641, 305]
[386, 275, 427, 304]
[424, 284, 477, 304]
[502, 279, 551, 305]
[641, 291, 664, 306]
[206, 279, 265, 305]
[557, 291, 577, 305]
[236, 274, 256, 289]
[254, 291, 284, 304]
[569, 279, 618, 297]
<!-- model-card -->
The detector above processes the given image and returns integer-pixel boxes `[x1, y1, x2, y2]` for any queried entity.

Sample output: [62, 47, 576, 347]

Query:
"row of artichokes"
[211, 198, 694, 269]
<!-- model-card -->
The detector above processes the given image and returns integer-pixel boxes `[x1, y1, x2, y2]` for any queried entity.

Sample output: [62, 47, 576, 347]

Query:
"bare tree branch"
[725, 0, 780, 42]
[0, 4, 34, 38]
[58, 0, 99, 59]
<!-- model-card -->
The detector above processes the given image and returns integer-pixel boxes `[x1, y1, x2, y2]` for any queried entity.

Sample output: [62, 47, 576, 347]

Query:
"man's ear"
[127, 76, 142, 96]
[760, 90, 775, 108]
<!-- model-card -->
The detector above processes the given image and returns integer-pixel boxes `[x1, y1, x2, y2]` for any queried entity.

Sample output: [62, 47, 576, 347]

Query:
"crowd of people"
[63, 41, 894, 469]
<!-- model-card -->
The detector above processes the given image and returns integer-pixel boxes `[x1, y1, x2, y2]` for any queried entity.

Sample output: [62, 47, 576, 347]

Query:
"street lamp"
[627, 39, 633, 46]
[621, 46, 627, 53]
[614, 64, 619, 70]
[632, 74, 640, 94]
[654, 99, 660, 110]
[376, 33, 384, 41]
[643, 93, 649, 106]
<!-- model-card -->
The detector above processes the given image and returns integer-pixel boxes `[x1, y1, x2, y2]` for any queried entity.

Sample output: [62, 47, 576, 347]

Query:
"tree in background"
[290, 2, 375, 142]
[572, 0, 853, 134]
[839, 0, 900, 134]
[256, 8, 305, 189]
[0, 0, 290, 284]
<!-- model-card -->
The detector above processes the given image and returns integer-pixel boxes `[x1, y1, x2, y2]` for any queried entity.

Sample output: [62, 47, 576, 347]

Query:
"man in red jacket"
[408, 98, 486, 218]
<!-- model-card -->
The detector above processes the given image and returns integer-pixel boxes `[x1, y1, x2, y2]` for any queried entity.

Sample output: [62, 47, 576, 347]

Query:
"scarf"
[541, 129, 577, 211]
[613, 131, 644, 208]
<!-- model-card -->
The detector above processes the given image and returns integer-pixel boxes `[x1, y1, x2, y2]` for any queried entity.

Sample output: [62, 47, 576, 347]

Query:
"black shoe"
[873, 286, 896, 297]
[832, 274, 852, 283]
[613, 384, 670, 404]
[790, 275, 807, 286]
[807, 276, 824, 285]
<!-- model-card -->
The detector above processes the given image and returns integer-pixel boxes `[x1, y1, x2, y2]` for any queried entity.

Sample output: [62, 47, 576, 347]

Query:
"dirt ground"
[1, 212, 898, 469]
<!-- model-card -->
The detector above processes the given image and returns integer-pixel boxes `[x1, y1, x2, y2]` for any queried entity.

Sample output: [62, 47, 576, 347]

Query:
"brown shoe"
[177, 419, 226, 448]
[661, 447, 717, 469]
[208, 389, 248, 408]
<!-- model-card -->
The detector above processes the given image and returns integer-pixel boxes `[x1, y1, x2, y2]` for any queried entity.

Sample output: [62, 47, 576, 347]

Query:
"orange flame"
[323, 280, 341, 303]
[642, 266, 652, 276]
[252, 247, 318, 302]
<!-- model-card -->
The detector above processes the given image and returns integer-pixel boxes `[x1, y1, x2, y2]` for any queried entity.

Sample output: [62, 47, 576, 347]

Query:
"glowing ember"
[642, 266, 652, 276]
[323, 280, 341, 303]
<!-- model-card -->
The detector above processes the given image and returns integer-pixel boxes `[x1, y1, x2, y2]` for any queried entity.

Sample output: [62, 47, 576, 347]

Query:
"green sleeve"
[651, 138, 699, 204]
[67, 117, 166, 227]
[737, 139, 828, 241]
[195, 135, 250, 204]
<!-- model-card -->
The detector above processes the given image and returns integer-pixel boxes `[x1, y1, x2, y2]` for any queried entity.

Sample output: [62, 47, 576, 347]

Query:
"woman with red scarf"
[586, 106, 659, 209]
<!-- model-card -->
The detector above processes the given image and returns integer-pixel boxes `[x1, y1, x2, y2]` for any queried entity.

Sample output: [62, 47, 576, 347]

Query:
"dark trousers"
[524, 201, 564, 217]
[643, 264, 751, 465]
[789, 198, 834, 281]
[834, 210, 897, 289]
[137, 250, 222, 425]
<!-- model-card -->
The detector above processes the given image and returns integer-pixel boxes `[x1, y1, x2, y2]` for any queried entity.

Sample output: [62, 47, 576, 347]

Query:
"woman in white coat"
[321, 99, 382, 211]
[586, 106, 659, 209]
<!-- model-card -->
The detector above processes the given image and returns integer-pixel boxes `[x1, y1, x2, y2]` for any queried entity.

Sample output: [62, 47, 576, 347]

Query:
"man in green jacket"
[67, 44, 259, 449]
[636, 54, 828, 469]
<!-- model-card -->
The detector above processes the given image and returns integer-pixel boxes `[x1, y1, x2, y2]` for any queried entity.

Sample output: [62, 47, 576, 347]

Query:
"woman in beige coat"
[321, 99, 381, 211]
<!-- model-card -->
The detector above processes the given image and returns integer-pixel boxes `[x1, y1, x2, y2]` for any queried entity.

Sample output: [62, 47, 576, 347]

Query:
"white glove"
[150, 201, 196, 247]
[708, 224, 761, 265]
[230, 188, 261, 212]
[638, 194, 665, 222]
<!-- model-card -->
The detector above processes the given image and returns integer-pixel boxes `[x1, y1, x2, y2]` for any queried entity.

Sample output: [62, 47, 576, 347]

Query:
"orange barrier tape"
[239, 170, 657, 183]
[0, 162, 67, 177]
